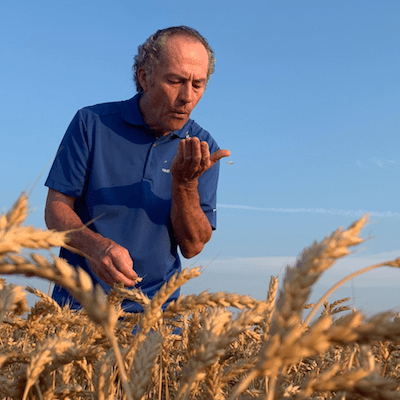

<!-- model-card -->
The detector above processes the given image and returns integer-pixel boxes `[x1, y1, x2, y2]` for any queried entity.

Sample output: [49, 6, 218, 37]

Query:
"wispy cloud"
[217, 204, 400, 218]
[181, 254, 400, 315]
[373, 158, 384, 168]
[357, 158, 397, 168]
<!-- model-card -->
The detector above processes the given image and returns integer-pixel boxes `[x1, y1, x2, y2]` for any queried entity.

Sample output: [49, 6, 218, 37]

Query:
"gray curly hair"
[133, 26, 215, 93]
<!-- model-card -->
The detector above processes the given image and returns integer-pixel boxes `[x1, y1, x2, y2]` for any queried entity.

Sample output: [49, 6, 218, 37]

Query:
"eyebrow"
[165, 73, 206, 84]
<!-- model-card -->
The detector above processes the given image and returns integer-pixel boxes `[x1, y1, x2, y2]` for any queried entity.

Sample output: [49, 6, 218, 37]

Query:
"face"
[138, 35, 209, 136]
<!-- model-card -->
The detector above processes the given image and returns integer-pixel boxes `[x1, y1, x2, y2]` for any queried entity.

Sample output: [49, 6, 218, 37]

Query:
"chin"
[167, 120, 188, 132]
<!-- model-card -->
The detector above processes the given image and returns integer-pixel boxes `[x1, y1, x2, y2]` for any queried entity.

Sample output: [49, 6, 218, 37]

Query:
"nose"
[178, 81, 193, 104]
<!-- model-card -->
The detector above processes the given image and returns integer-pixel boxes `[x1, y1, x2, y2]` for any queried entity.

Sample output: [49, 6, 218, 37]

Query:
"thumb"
[210, 149, 231, 165]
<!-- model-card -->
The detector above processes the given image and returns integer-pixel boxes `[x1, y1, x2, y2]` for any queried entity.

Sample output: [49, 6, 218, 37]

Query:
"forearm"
[45, 196, 109, 259]
[170, 179, 212, 259]
[169, 137, 229, 258]
[45, 189, 137, 286]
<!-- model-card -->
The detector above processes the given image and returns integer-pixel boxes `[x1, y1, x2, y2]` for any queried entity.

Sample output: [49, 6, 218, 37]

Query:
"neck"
[139, 95, 171, 137]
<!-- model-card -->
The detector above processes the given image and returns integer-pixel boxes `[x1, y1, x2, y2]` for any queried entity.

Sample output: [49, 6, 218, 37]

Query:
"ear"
[137, 67, 149, 92]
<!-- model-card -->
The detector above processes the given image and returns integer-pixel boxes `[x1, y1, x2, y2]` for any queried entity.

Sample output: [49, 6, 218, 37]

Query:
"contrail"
[217, 204, 400, 219]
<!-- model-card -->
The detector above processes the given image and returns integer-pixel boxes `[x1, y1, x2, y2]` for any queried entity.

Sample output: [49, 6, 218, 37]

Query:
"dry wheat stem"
[273, 215, 367, 336]
[0, 253, 133, 399]
[127, 267, 202, 360]
[22, 337, 73, 400]
[226, 217, 369, 399]
[305, 259, 400, 326]
[107, 284, 150, 308]
[4, 192, 400, 400]
[261, 275, 278, 340]
[130, 331, 163, 400]
[179, 303, 268, 399]
[101, 325, 134, 400]
[164, 290, 263, 318]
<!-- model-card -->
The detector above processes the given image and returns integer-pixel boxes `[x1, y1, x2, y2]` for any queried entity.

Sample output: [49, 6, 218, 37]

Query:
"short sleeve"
[198, 160, 220, 230]
[45, 110, 92, 197]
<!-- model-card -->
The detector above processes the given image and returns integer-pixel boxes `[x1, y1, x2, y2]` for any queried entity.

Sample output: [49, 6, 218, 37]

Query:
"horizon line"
[217, 204, 400, 218]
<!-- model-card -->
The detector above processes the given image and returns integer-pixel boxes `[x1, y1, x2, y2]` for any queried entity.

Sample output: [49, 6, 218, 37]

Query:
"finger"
[106, 244, 138, 281]
[92, 259, 119, 286]
[112, 269, 137, 287]
[191, 138, 202, 167]
[210, 149, 231, 165]
[176, 139, 185, 164]
[183, 138, 191, 166]
[102, 267, 118, 286]
[103, 257, 137, 286]
[104, 266, 137, 287]
[185, 137, 201, 168]
[200, 141, 210, 168]
[112, 254, 137, 281]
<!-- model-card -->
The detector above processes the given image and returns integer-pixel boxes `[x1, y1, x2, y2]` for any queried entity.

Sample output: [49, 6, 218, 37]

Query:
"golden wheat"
[1, 192, 400, 399]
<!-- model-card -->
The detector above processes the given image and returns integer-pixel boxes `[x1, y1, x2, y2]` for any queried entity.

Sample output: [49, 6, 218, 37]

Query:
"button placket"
[144, 135, 177, 181]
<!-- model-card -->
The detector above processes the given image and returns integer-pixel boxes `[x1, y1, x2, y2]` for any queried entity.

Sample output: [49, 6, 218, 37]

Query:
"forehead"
[159, 35, 209, 76]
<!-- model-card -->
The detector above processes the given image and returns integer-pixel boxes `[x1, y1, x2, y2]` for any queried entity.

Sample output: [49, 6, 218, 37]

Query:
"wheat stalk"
[22, 337, 73, 400]
[130, 330, 163, 400]
[4, 191, 400, 399]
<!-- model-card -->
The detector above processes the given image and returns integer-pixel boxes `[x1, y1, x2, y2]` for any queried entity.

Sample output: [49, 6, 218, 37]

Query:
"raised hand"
[171, 137, 231, 185]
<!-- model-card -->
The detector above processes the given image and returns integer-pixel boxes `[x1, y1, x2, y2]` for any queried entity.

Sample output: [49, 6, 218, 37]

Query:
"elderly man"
[44, 26, 230, 312]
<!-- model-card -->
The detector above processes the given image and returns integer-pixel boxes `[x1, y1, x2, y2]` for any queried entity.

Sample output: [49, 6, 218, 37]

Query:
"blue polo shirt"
[45, 94, 220, 312]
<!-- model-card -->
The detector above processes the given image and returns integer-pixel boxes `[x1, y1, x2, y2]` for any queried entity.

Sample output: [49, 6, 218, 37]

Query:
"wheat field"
[1, 192, 400, 399]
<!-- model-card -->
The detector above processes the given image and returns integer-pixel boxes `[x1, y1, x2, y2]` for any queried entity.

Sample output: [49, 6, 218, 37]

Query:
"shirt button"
[153, 143, 157, 147]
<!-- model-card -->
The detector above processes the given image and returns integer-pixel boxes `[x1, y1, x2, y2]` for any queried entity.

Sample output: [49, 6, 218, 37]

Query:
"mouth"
[171, 111, 188, 118]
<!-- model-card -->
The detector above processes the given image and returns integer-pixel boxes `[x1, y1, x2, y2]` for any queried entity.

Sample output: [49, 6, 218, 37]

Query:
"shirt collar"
[121, 94, 193, 139]
[121, 94, 147, 126]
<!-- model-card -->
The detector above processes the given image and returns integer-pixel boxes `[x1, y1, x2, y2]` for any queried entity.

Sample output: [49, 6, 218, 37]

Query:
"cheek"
[155, 91, 172, 109]
[191, 92, 204, 109]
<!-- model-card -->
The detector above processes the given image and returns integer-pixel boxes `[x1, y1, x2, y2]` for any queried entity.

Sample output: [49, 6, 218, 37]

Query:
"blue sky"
[1, 1, 399, 315]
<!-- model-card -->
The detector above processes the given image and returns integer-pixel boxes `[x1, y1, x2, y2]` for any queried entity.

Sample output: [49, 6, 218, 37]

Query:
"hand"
[171, 137, 231, 185]
[89, 239, 138, 287]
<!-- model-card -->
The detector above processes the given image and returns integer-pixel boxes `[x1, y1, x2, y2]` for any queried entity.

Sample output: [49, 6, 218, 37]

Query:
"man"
[45, 26, 230, 312]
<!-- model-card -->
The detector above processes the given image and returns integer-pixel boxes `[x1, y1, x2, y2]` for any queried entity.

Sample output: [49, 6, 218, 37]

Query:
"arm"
[170, 137, 230, 258]
[45, 188, 138, 286]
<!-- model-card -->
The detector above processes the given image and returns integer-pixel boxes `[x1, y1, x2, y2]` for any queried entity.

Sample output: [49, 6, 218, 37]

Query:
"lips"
[171, 111, 188, 119]
[172, 110, 187, 115]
